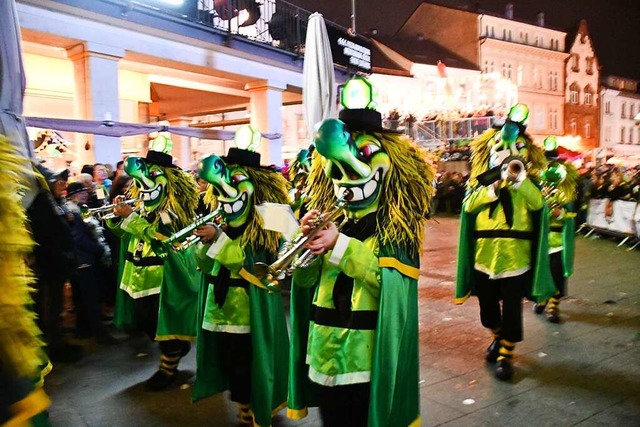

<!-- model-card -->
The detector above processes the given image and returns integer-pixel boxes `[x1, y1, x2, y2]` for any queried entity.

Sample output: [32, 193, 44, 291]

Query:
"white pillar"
[245, 80, 286, 167]
[168, 117, 193, 170]
[67, 42, 124, 168]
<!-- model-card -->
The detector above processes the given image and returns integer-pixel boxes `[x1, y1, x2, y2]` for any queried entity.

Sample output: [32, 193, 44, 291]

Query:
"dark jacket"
[68, 211, 105, 267]
[27, 190, 76, 282]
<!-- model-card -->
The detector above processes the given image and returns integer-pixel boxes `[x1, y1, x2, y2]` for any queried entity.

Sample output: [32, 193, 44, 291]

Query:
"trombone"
[81, 197, 140, 221]
[162, 208, 224, 252]
[254, 189, 353, 291]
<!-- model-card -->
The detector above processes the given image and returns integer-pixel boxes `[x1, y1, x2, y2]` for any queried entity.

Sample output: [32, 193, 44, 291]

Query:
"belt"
[125, 252, 163, 267]
[312, 305, 378, 330]
[474, 230, 534, 240]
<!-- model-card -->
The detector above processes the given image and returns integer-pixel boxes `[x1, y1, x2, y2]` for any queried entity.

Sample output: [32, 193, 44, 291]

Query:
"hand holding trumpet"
[112, 196, 134, 219]
[300, 210, 339, 255]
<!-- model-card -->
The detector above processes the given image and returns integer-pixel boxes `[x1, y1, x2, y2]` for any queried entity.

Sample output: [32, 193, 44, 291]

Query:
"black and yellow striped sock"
[237, 403, 253, 424]
[496, 339, 516, 363]
[159, 354, 180, 376]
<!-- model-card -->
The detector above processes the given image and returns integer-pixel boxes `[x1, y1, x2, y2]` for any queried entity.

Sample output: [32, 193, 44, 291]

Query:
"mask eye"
[231, 173, 248, 184]
[358, 144, 380, 159]
[150, 169, 162, 178]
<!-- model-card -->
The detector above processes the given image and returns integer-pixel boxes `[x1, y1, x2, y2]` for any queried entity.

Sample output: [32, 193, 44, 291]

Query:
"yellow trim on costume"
[271, 401, 288, 417]
[378, 257, 420, 280]
[286, 407, 309, 420]
[565, 212, 577, 218]
[409, 416, 421, 427]
[454, 292, 471, 305]
[155, 334, 196, 342]
[5, 388, 51, 427]
[239, 268, 268, 290]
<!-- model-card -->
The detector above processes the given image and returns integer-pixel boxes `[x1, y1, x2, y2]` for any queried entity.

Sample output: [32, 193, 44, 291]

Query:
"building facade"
[395, 2, 568, 142]
[600, 76, 640, 159]
[564, 19, 600, 150]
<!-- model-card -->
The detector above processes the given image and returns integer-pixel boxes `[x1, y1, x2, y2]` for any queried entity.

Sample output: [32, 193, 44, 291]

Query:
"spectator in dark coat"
[29, 164, 82, 363]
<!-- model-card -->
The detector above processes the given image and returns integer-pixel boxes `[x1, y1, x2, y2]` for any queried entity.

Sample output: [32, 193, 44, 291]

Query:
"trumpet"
[162, 208, 224, 251]
[254, 189, 353, 291]
[81, 197, 140, 220]
[502, 156, 526, 183]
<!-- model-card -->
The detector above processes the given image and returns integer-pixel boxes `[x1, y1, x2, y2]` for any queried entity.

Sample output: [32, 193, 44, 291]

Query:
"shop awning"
[24, 117, 282, 140]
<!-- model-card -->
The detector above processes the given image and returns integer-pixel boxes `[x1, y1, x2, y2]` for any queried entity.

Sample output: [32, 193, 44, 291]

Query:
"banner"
[586, 198, 637, 236]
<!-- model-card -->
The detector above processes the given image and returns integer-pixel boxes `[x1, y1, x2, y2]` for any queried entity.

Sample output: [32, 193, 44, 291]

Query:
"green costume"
[108, 150, 200, 341]
[192, 148, 290, 427]
[454, 103, 555, 381]
[288, 103, 435, 427]
[455, 106, 555, 305]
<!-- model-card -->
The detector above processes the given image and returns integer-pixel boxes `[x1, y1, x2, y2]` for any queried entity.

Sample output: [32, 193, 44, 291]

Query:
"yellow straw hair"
[0, 135, 45, 377]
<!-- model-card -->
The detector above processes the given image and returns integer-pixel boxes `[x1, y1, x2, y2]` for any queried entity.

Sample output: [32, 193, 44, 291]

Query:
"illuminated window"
[605, 101, 611, 114]
[621, 127, 626, 143]
[569, 83, 579, 104]
[630, 104, 635, 119]
[570, 119, 577, 135]
[621, 103, 627, 118]
[585, 122, 591, 138]
[584, 85, 593, 106]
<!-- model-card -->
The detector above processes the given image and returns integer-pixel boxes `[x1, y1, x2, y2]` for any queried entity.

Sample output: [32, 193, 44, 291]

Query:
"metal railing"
[383, 116, 500, 150]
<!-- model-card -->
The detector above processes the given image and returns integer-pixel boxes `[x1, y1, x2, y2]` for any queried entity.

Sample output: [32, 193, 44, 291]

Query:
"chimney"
[537, 12, 545, 26]
[505, 4, 514, 19]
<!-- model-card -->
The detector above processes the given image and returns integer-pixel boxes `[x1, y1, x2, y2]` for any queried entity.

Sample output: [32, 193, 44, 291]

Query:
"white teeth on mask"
[348, 186, 365, 201]
[151, 189, 160, 200]
[232, 200, 243, 213]
[363, 180, 377, 199]
[224, 204, 233, 214]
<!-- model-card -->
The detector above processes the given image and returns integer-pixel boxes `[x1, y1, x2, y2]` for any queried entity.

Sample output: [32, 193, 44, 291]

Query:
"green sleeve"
[464, 186, 497, 214]
[515, 178, 544, 211]
[195, 242, 216, 273]
[106, 218, 126, 238]
[331, 235, 380, 297]
[119, 213, 158, 243]
[206, 234, 245, 273]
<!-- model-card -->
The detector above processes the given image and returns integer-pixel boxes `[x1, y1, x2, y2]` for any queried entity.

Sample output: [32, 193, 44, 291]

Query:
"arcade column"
[67, 42, 124, 167]
[245, 80, 286, 166]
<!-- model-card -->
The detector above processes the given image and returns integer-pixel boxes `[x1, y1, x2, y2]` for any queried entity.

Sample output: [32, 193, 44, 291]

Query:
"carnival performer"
[534, 136, 579, 323]
[455, 104, 555, 381]
[287, 77, 435, 427]
[0, 135, 51, 426]
[287, 147, 313, 218]
[107, 136, 200, 391]
[191, 144, 290, 426]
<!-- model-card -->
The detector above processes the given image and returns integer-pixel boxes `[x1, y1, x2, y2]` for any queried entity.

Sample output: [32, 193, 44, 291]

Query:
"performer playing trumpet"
[288, 77, 435, 427]
[456, 104, 555, 381]
[191, 141, 290, 427]
[107, 136, 200, 391]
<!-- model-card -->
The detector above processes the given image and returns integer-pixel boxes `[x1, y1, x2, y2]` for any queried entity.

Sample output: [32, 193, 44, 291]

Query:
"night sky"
[290, 0, 640, 81]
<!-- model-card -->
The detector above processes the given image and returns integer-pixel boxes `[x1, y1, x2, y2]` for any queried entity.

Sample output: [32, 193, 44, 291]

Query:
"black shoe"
[49, 343, 83, 363]
[533, 303, 546, 314]
[486, 339, 500, 363]
[546, 307, 560, 323]
[145, 369, 176, 391]
[494, 359, 514, 381]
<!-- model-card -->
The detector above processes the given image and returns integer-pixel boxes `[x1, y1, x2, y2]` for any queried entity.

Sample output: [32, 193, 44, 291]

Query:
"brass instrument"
[254, 189, 353, 291]
[163, 208, 223, 251]
[502, 156, 526, 183]
[541, 163, 567, 210]
[81, 197, 140, 220]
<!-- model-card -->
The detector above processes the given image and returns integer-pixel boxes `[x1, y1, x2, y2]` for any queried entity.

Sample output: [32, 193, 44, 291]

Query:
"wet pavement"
[45, 215, 640, 426]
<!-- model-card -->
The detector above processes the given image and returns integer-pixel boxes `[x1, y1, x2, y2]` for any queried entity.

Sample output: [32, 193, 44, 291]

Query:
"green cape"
[192, 246, 289, 427]
[455, 205, 556, 304]
[288, 244, 421, 427]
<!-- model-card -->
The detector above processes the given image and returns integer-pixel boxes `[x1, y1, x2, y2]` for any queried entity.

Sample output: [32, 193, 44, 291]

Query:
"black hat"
[339, 108, 402, 134]
[36, 164, 70, 183]
[66, 182, 87, 196]
[144, 150, 176, 168]
[223, 147, 262, 168]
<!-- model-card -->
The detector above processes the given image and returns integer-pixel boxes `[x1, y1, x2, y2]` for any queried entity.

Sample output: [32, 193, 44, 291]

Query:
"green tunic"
[548, 204, 576, 278]
[192, 232, 289, 427]
[289, 234, 421, 427]
[108, 213, 200, 341]
[456, 179, 556, 304]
